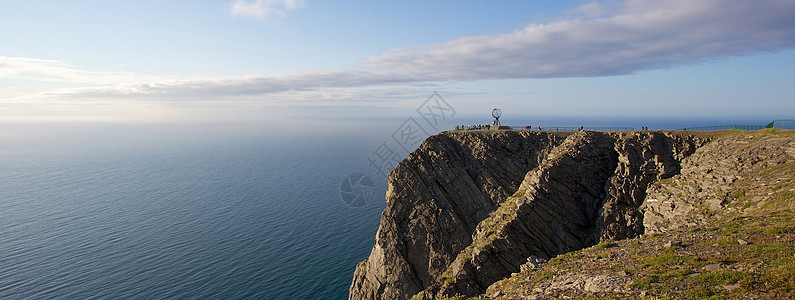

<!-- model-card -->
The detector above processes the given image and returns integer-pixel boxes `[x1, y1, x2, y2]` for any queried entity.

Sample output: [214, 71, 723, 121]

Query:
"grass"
[640, 247, 692, 268]
[642, 252, 691, 267]
[631, 275, 659, 290]
[757, 128, 795, 136]
[620, 157, 794, 297]
[474, 130, 795, 299]
[713, 237, 737, 246]
[684, 289, 723, 299]
[547, 257, 563, 267]
[474, 186, 525, 241]
[593, 241, 618, 250]
[694, 270, 750, 285]
[720, 219, 743, 235]
[765, 261, 795, 292]
[532, 271, 554, 283]
[747, 242, 794, 266]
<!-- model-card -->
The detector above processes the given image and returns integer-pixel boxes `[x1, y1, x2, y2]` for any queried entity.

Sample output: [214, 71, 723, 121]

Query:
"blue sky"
[1, 0, 794, 125]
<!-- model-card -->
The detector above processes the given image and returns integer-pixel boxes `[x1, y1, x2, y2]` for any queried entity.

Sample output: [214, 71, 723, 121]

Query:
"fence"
[457, 121, 793, 132]
[767, 119, 795, 130]
[509, 126, 635, 132]
[678, 125, 764, 131]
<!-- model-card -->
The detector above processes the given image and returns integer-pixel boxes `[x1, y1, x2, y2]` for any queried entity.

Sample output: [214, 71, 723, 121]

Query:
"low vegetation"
[485, 130, 794, 299]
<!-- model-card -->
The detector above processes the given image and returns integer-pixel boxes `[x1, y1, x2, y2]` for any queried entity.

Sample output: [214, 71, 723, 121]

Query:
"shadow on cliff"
[350, 130, 707, 300]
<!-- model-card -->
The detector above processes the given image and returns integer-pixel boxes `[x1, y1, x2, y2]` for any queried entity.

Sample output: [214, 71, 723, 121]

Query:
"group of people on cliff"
[456, 124, 492, 130]
[457, 124, 548, 130]
[456, 124, 544, 130]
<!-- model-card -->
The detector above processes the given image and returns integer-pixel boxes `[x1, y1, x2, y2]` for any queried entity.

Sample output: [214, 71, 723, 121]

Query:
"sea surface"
[0, 123, 390, 299]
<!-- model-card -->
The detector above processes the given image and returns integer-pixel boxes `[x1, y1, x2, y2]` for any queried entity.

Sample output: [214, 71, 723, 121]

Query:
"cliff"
[350, 129, 794, 299]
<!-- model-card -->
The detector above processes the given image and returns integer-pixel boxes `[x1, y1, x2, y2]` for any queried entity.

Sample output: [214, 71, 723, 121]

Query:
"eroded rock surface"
[349, 131, 566, 300]
[642, 132, 793, 233]
[350, 130, 706, 299]
[485, 130, 794, 299]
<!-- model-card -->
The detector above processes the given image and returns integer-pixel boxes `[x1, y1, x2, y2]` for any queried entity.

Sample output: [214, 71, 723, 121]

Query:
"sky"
[1, 0, 794, 126]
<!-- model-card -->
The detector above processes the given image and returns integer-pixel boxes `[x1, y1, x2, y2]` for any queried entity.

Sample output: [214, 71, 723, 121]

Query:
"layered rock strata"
[350, 130, 707, 299]
[642, 131, 794, 233]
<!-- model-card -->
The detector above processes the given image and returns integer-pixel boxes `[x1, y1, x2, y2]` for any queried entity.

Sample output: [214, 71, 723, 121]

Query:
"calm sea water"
[0, 123, 388, 299]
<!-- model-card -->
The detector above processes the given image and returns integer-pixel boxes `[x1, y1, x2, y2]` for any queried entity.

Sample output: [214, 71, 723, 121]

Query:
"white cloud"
[362, 0, 795, 80]
[22, 70, 427, 105]
[0, 56, 163, 85]
[230, 0, 305, 20]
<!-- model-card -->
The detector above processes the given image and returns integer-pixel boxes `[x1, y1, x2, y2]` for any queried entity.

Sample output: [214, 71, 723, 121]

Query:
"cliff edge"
[350, 129, 794, 299]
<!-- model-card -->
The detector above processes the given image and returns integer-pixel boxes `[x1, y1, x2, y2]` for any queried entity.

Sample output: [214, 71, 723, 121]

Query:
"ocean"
[0, 123, 389, 299]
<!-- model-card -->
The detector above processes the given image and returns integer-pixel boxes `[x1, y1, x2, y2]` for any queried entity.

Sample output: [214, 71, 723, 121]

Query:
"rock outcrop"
[349, 131, 567, 300]
[642, 131, 794, 234]
[349, 130, 708, 299]
[485, 129, 794, 299]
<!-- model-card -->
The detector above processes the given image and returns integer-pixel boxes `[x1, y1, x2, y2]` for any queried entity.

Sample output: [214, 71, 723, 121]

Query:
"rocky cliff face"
[486, 130, 794, 299]
[641, 131, 793, 234]
[349, 130, 708, 299]
[349, 131, 567, 300]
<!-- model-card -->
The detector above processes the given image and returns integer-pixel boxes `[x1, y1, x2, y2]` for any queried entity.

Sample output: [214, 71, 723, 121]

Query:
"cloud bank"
[6, 0, 795, 106]
[230, 0, 305, 20]
[0, 57, 163, 85]
[362, 0, 795, 80]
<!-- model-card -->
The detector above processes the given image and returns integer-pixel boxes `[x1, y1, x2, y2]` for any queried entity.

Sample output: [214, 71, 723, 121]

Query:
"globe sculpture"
[492, 108, 502, 126]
